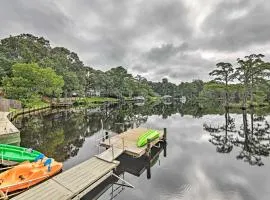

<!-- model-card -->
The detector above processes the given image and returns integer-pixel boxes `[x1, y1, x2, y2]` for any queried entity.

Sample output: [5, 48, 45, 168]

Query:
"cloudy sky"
[0, 0, 270, 83]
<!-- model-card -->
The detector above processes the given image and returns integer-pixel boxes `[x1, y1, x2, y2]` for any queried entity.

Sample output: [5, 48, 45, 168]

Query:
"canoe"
[137, 129, 160, 147]
[0, 144, 41, 163]
[0, 158, 62, 193]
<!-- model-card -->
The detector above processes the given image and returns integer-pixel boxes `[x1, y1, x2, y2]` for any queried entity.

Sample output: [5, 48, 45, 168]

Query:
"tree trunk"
[225, 78, 229, 108]
[250, 75, 254, 107]
[242, 75, 248, 109]
[242, 109, 249, 151]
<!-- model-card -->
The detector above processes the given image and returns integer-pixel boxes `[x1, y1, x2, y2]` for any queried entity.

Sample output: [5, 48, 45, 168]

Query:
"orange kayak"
[0, 158, 62, 193]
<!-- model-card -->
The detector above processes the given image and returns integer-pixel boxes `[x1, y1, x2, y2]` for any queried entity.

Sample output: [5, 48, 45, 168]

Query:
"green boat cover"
[137, 129, 160, 147]
[0, 144, 41, 163]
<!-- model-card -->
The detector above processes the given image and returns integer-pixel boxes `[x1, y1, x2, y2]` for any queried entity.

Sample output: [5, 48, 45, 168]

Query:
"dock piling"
[163, 128, 167, 142]
[111, 145, 115, 160]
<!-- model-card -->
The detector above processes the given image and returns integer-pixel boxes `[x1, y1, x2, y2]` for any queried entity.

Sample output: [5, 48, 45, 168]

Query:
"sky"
[0, 0, 270, 83]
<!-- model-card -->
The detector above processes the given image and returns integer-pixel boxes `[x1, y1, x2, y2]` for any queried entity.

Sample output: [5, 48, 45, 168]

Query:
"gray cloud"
[1, 0, 270, 82]
[145, 43, 190, 63]
[200, 0, 270, 51]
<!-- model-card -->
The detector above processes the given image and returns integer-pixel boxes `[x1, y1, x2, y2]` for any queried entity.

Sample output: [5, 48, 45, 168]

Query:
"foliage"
[209, 62, 234, 106]
[234, 54, 270, 107]
[3, 63, 64, 105]
[205, 54, 270, 108]
[0, 34, 86, 95]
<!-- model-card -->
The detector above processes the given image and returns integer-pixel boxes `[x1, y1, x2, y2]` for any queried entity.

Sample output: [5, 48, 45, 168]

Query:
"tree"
[209, 62, 234, 107]
[0, 34, 87, 96]
[3, 63, 64, 105]
[234, 54, 270, 107]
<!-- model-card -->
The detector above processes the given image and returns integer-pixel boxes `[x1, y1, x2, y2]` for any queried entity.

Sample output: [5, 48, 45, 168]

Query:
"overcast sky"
[1, 0, 270, 83]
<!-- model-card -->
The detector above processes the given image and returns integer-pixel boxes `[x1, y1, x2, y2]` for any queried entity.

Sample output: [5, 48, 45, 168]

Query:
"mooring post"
[147, 163, 151, 179]
[163, 142, 167, 158]
[146, 138, 151, 159]
[146, 138, 152, 179]
[163, 128, 167, 142]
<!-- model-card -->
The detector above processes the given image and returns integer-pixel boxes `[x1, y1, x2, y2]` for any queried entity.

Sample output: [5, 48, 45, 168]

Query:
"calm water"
[10, 103, 270, 200]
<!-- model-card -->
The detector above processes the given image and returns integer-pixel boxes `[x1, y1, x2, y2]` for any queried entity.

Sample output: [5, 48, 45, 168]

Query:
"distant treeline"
[0, 34, 269, 108]
[0, 34, 204, 106]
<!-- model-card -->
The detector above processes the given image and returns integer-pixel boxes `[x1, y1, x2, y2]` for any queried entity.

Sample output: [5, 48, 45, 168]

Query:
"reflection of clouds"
[115, 113, 268, 200]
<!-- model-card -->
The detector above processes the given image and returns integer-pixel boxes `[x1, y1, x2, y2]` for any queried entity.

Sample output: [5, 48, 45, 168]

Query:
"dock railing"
[7, 105, 50, 121]
[96, 131, 126, 160]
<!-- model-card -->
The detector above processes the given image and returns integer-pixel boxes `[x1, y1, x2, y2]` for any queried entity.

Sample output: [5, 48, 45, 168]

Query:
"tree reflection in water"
[204, 107, 236, 153]
[17, 103, 154, 162]
[205, 107, 270, 166]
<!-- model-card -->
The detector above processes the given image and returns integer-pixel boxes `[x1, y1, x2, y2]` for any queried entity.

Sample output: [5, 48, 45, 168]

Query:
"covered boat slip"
[99, 127, 165, 157]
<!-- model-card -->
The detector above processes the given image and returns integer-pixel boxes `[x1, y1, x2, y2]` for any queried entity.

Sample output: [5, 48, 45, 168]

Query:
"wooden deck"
[100, 127, 164, 157]
[0, 112, 20, 137]
[13, 157, 119, 200]
[13, 128, 165, 199]
[96, 147, 124, 162]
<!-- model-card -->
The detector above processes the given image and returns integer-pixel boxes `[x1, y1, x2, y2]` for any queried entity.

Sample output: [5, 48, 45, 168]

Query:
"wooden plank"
[95, 147, 124, 162]
[13, 128, 162, 200]
[72, 171, 113, 199]
[12, 178, 73, 200]
[13, 157, 119, 200]
[100, 128, 164, 157]
[0, 112, 20, 136]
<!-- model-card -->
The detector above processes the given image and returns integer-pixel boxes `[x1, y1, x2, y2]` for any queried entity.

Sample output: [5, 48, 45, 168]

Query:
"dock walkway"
[0, 112, 19, 136]
[13, 157, 119, 200]
[100, 127, 164, 157]
[13, 128, 165, 199]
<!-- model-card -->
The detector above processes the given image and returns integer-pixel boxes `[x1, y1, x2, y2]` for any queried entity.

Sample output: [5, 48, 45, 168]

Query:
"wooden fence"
[7, 105, 50, 121]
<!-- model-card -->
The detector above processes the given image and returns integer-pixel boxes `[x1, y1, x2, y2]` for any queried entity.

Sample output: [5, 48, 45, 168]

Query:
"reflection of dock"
[14, 128, 166, 199]
[84, 142, 167, 200]
[117, 144, 164, 177]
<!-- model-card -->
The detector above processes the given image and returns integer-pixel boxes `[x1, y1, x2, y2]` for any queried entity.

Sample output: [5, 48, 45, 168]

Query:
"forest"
[0, 34, 270, 108]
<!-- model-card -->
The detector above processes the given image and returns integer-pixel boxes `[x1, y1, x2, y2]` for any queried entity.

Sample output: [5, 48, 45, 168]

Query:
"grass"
[74, 97, 118, 106]
[228, 101, 269, 109]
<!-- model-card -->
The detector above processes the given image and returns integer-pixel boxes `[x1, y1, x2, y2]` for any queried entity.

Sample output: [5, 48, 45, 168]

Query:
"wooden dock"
[13, 128, 166, 199]
[0, 112, 20, 139]
[100, 127, 164, 157]
[13, 157, 119, 200]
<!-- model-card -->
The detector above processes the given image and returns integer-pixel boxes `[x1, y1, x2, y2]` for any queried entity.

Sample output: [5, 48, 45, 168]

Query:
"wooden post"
[146, 163, 151, 179]
[163, 128, 167, 142]
[163, 141, 167, 158]
[111, 145, 114, 160]
[146, 139, 151, 179]
[146, 138, 151, 159]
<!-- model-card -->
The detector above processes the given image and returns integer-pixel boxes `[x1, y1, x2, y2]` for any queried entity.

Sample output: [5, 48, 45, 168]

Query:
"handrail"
[7, 105, 50, 121]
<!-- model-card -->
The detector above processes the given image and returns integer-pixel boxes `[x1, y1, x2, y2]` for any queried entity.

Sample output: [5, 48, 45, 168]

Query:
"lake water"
[11, 102, 270, 200]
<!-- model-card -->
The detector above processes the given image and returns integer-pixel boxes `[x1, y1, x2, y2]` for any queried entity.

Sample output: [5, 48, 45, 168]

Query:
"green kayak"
[0, 144, 41, 163]
[137, 129, 160, 147]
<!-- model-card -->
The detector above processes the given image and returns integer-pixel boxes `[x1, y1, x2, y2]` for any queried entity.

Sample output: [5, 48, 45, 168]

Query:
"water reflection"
[4, 102, 270, 199]
[205, 108, 270, 166]
[83, 143, 166, 200]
